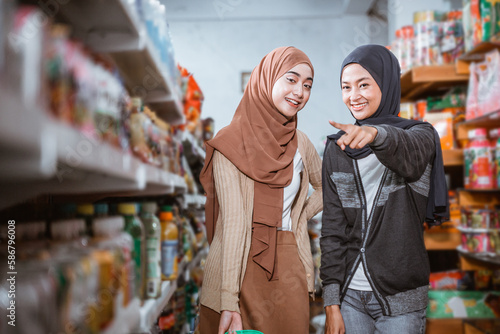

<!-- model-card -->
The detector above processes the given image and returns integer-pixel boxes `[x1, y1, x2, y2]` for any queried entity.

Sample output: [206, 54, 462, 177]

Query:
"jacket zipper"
[342, 161, 392, 315]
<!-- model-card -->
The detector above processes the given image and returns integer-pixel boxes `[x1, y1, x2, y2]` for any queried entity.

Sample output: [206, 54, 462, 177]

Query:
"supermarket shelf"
[426, 318, 463, 334]
[463, 319, 500, 334]
[456, 109, 500, 141]
[442, 149, 464, 167]
[182, 131, 206, 161]
[137, 248, 208, 332]
[57, 0, 145, 53]
[0, 112, 188, 208]
[458, 189, 500, 207]
[184, 194, 206, 209]
[109, 38, 185, 125]
[457, 246, 500, 270]
[138, 280, 177, 332]
[55, 0, 184, 125]
[459, 41, 500, 63]
[400, 65, 469, 102]
[102, 297, 141, 334]
[424, 231, 461, 250]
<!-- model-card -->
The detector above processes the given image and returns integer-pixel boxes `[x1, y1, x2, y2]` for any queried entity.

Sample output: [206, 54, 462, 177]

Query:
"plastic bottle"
[159, 210, 179, 281]
[118, 203, 145, 300]
[140, 202, 162, 299]
[162, 205, 184, 262]
[77, 203, 95, 237]
[93, 203, 134, 308]
[467, 128, 495, 189]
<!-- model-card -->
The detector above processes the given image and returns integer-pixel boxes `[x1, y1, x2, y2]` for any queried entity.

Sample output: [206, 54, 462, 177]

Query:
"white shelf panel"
[0, 109, 187, 207]
[138, 280, 177, 332]
[184, 194, 206, 209]
[102, 296, 141, 334]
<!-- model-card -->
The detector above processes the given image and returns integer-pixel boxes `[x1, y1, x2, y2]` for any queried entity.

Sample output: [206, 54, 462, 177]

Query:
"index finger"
[329, 120, 348, 131]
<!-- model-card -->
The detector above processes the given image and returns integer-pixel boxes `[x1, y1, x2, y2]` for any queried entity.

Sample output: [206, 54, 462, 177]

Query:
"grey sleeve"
[369, 123, 436, 182]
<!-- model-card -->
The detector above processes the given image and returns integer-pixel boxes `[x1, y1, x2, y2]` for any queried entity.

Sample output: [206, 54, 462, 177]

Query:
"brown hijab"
[200, 46, 314, 280]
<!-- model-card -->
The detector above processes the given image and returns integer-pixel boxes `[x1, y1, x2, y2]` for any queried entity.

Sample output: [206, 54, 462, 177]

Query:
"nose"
[349, 87, 361, 102]
[292, 84, 303, 98]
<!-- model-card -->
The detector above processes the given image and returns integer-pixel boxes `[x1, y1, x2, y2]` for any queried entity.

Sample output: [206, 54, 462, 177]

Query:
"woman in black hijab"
[320, 45, 448, 334]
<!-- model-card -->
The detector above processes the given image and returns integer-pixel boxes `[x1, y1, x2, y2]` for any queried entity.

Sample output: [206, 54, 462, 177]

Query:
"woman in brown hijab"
[199, 46, 323, 334]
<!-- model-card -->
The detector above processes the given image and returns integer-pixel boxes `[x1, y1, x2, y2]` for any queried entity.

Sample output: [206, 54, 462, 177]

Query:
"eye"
[342, 85, 350, 90]
[360, 83, 368, 88]
[286, 77, 296, 83]
[304, 83, 312, 89]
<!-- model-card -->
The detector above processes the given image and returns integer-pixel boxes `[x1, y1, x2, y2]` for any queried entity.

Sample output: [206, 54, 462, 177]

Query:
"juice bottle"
[160, 211, 178, 281]
[140, 202, 162, 299]
[468, 128, 495, 189]
[118, 203, 145, 301]
[162, 205, 184, 262]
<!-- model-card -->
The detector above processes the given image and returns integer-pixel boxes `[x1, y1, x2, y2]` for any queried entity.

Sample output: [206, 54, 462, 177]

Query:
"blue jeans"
[340, 289, 426, 334]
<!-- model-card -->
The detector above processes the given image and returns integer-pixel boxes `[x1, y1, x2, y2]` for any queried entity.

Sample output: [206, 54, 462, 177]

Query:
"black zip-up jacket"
[320, 123, 436, 316]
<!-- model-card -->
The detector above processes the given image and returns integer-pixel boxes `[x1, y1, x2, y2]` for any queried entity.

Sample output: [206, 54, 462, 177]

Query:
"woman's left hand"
[329, 120, 378, 150]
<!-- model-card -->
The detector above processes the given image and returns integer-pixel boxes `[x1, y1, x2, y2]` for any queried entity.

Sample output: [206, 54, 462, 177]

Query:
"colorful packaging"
[441, 13, 465, 64]
[429, 270, 466, 290]
[461, 207, 496, 228]
[466, 128, 495, 189]
[427, 291, 500, 318]
[480, 0, 500, 42]
[425, 111, 455, 150]
[461, 229, 490, 252]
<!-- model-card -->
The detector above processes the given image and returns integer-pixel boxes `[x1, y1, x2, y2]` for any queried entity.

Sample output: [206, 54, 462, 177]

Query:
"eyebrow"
[342, 77, 370, 84]
[287, 71, 314, 82]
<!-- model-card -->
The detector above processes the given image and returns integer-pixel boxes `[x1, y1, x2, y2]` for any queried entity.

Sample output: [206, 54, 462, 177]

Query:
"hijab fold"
[200, 47, 314, 280]
[329, 44, 449, 225]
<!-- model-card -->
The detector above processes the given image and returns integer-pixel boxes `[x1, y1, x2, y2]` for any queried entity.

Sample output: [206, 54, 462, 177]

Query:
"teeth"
[352, 103, 367, 109]
[285, 98, 299, 105]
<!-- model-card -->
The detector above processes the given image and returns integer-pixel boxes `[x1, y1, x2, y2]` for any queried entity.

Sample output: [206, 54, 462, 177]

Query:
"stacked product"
[459, 205, 500, 255]
[391, 10, 464, 72]
[0, 201, 208, 334]
[4, 4, 203, 177]
[428, 269, 500, 319]
[463, 0, 500, 52]
[466, 49, 500, 120]
[400, 86, 466, 150]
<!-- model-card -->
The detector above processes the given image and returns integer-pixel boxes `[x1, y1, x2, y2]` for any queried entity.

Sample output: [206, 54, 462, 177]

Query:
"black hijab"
[328, 44, 449, 225]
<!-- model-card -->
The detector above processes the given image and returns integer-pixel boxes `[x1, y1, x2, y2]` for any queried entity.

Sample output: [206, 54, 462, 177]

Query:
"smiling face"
[271, 63, 313, 119]
[341, 63, 382, 120]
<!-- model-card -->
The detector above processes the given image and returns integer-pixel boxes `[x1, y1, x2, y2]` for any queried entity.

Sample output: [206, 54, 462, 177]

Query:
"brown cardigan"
[200, 130, 323, 314]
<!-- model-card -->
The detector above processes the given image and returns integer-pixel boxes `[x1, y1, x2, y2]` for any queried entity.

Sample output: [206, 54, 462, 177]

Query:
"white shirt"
[348, 153, 385, 291]
[281, 150, 303, 231]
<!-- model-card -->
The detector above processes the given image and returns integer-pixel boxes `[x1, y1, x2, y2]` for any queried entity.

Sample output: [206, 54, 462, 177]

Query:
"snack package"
[461, 229, 490, 252]
[429, 270, 466, 290]
[425, 111, 455, 150]
[441, 12, 465, 64]
[480, 0, 500, 42]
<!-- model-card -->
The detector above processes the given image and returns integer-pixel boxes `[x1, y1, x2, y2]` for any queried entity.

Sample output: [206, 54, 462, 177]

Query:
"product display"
[140, 202, 162, 299]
